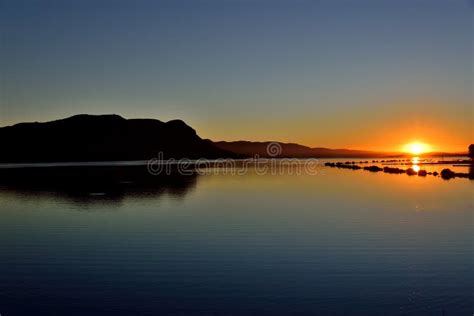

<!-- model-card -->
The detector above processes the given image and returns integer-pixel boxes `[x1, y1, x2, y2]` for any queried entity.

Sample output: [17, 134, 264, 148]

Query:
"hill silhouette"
[0, 114, 237, 162]
[211, 141, 467, 158]
[211, 141, 390, 158]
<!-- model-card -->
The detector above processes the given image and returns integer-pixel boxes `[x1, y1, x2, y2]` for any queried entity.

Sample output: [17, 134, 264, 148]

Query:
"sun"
[403, 142, 430, 155]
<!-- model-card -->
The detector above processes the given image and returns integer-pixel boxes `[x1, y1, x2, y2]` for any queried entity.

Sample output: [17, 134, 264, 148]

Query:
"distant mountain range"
[211, 141, 391, 158]
[0, 114, 466, 163]
[211, 141, 466, 158]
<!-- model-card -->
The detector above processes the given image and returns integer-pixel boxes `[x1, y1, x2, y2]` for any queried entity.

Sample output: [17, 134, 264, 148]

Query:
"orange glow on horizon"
[403, 142, 431, 155]
[198, 113, 469, 153]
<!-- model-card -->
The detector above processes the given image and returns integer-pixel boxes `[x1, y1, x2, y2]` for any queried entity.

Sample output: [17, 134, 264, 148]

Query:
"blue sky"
[1, 0, 472, 150]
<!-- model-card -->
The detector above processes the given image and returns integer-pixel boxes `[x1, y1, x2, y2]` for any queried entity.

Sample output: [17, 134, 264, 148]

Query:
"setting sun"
[403, 142, 431, 155]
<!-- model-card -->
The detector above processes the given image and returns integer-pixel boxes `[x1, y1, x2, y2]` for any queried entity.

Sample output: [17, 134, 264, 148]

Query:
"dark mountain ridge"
[0, 114, 236, 162]
[211, 140, 391, 158]
[210, 141, 467, 158]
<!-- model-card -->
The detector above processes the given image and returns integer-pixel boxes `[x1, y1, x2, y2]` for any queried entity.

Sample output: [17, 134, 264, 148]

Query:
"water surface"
[0, 162, 472, 315]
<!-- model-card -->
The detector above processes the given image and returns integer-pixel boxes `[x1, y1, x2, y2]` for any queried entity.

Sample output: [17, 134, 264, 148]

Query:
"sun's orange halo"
[403, 142, 430, 155]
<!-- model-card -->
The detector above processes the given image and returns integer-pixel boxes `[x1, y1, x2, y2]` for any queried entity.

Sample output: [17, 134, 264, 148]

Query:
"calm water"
[0, 161, 472, 315]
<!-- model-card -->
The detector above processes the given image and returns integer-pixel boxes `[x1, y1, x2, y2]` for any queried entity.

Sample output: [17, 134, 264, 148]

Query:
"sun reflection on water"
[411, 157, 420, 172]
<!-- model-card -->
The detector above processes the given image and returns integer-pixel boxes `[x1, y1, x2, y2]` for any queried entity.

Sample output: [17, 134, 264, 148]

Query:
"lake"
[0, 160, 472, 315]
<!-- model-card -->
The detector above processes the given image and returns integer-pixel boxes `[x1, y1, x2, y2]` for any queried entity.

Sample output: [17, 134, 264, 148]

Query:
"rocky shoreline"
[324, 161, 473, 180]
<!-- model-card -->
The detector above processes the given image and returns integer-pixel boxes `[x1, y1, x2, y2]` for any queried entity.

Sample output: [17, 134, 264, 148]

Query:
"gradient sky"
[1, 0, 472, 151]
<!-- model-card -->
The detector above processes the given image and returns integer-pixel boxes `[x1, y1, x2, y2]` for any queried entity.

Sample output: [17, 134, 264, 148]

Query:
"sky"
[0, 0, 472, 152]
